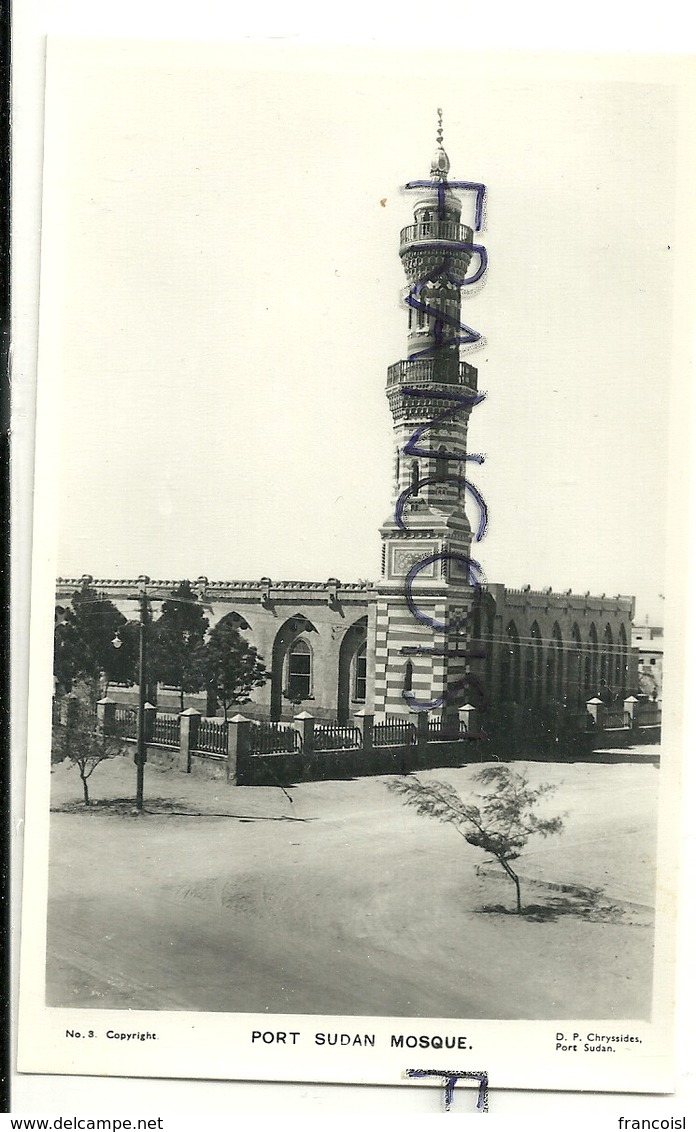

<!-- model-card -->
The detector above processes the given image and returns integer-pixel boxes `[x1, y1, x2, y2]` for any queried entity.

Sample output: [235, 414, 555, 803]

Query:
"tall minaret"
[373, 114, 484, 718]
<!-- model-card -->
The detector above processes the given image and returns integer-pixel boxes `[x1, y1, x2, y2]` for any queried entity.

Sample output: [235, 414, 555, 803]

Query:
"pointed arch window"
[501, 620, 521, 702]
[410, 460, 420, 497]
[353, 641, 367, 702]
[589, 623, 599, 694]
[546, 622, 563, 699]
[572, 623, 583, 704]
[602, 623, 614, 687]
[287, 638, 312, 700]
[435, 445, 448, 484]
[404, 659, 414, 694]
[618, 624, 628, 693]
[525, 621, 543, 703]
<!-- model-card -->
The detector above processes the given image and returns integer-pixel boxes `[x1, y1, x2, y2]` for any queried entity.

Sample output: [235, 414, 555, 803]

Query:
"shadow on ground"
[477, 882, 651, 926]
[51, 797, 312, 821]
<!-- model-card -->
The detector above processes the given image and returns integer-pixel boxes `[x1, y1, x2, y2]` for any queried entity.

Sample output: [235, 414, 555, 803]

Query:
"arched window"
[589, 623, 598, 694]
[602, 623, 613, 686]
[572, 623, 582, 704]
[404, 660, 413, 693]
[618, 624, 628, 693]
[287, 638, 311, 701]
[525, 621, 543, 703]
[435, 445, 448, 484]
[501, 620, 521, 702]
[337, 616, 368, 724]
[546, 622, 563, 700]
[410, 460, 420, 497]
[353, 642, 367, 702]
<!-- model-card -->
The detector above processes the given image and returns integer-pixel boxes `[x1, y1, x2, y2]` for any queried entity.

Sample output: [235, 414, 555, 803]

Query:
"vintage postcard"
[16, 41, 696, 1094]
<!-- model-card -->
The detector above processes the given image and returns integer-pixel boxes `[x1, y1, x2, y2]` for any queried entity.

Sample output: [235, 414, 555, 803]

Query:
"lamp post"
[105, 575, 213, 810]
[134, 587, 149, 810]
[112, 574, 150, 812]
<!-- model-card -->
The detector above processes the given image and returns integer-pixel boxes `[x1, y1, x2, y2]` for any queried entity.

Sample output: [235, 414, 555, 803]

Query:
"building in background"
[633, 617, 664, 701]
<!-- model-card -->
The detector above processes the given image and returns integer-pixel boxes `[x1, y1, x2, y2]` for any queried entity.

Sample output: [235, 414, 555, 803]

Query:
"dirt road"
[47, 758, 658, 1018]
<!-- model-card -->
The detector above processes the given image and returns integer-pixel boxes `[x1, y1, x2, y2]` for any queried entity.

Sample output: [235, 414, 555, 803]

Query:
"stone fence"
[78, 694, 662, 786]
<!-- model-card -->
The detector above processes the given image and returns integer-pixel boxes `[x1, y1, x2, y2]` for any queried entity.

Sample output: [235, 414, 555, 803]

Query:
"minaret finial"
[430, 108, 450, 179]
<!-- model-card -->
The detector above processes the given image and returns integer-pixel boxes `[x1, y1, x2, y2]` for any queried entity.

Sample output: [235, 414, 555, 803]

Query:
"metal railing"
[427, 716, 467, 740]
[152, 713, 180, 748]
[248, 721, 301, 756]
[602, 710, 628, 730]
[114, 705, 137, 740]
[374, 719, 418, 747]
[314, 723, 362, 752]
[400, 220, 472, 248]
[386, 358, 478, 389]
[637, 705, 661, 727]
[195, 718, 227, 755]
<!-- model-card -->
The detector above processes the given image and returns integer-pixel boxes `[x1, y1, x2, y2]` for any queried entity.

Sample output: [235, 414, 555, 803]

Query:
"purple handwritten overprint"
[397, 174, 489, 713]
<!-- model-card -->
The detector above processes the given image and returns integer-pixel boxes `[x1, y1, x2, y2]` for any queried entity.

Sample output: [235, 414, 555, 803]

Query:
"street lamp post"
[135, 587, 149, 811]
[107, 575, 212, 810]
[112, 574, 151, 812]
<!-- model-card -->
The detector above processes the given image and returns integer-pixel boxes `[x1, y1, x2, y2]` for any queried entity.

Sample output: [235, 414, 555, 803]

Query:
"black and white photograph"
[16, 41, 694, 1093]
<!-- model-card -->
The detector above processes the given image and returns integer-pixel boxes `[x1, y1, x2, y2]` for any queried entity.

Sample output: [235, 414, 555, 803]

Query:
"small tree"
[387, 765, 564, 914]
[150, 581, 209, 710]
[203, 614, 268, 720]
[53, 684, 125, 805]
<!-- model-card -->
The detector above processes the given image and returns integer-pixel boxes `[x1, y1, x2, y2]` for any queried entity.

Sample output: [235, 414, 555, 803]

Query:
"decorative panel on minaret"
[374, 113, 486, 719]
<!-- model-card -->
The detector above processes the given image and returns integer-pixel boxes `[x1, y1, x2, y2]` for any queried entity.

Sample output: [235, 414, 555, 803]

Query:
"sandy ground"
[46, 752, 659, 1019]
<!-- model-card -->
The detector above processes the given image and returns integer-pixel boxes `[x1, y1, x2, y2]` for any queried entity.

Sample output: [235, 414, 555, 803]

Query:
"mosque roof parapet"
[502, 585, 635, 615]
[56, 576, 376, 597]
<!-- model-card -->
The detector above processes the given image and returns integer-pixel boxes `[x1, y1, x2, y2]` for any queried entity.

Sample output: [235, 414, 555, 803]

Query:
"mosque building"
[56, 120, 636, 724]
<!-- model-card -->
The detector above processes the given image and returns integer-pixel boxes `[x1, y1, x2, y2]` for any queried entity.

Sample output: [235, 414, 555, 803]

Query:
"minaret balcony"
[399, 220, 472, 252]
[387, 357, 478, 390]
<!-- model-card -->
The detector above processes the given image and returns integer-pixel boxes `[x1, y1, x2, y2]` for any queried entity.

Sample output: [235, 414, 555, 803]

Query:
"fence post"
[96, 697, 117, 736]
[60, 693, 80, 727]
[623, 695, 640, 731]
[458, 703, 477, 737]
[178, 708, 201, 773]
[416, 712, 429, 754]
[442, 708, 460, 739]
[585, 697, 605, 730]
[226, 714, 251, 785]
[292, 711, 315, 755]
[354, 708, 374, 753]
[143, 702, 157, 743]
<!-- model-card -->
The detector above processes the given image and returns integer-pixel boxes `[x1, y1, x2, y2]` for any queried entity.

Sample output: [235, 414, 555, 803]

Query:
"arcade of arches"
[55, 577, 637, 723]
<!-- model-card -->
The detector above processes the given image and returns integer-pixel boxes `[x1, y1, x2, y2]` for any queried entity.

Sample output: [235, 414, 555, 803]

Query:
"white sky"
[39, 42, 684, 623]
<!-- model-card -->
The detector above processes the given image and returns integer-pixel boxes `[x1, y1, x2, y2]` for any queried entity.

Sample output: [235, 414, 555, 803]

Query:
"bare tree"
[387, 765, 564, 914]
[53, 683, 126, 805]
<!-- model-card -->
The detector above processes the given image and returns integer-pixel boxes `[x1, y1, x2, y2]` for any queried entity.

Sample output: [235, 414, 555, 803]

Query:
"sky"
[36, 42, 685, 624]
